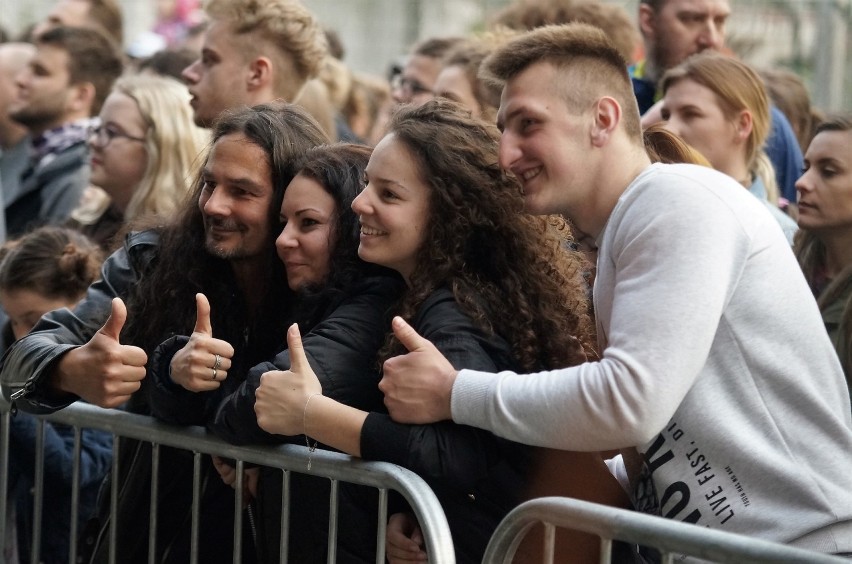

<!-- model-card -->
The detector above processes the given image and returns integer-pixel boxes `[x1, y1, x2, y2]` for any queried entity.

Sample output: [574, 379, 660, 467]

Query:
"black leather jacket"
[0, 230, 260, 564]
[0, 230, 159, 413]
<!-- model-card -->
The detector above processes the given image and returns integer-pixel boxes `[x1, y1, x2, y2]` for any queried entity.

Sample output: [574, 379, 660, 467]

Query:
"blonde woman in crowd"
[69, 74, 208, 248]
[660, 52, 798, 243]
[795, 114, 852, 398]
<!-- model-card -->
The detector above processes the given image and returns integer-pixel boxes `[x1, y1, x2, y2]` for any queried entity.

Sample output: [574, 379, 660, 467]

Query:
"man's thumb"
[392, 316, 427, 352]
[194, 293, 213, 335]
[100, 297, 127, 341]
[287, 323, 310, 372]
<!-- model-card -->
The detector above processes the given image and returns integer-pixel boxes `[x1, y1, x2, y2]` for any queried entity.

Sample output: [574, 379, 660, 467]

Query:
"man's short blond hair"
[481, 23, 642, 139]
[205, 0, 327, 99]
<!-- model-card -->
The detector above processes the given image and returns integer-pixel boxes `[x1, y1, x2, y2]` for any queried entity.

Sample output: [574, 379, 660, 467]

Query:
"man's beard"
[9, 104, 62, 132]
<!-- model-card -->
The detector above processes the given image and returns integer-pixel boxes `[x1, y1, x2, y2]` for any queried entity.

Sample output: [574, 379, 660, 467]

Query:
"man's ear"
[247, 56, 273, 91]
[590, 96, 622, 147]
[67, 82, 96, 115]
[638, 3, 657, 40]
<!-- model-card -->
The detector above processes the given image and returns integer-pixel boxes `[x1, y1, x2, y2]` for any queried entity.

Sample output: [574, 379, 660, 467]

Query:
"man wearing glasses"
[391, 36, 463, 106]
[5, 25, 121, 238]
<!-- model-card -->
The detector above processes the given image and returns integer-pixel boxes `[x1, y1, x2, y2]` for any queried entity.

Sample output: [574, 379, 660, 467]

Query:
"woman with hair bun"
[0, 226, 110, 564]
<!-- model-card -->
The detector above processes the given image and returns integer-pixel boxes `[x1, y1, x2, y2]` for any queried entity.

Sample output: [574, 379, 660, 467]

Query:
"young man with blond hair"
[182, 0, 327, 127]
[380, 23, 852, 558]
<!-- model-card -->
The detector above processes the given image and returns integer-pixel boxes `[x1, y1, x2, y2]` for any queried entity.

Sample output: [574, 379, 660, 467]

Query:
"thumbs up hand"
[55, 298, 148, 408]
[169, 293, 235, 392]
[255, 323, 322, 436]
[379, 316, 457, 423]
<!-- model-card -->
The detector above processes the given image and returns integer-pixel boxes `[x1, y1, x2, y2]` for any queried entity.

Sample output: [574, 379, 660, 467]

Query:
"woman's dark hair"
[0, 226, 103, 301]
[378, 98, 596, 371]
[794, 113, 852, 376]
[289, 143, 393, 328]
[123, 102, 330, 355]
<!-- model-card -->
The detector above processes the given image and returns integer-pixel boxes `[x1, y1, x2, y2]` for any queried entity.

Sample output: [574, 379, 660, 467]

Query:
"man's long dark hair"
[123, 103, 330, 359]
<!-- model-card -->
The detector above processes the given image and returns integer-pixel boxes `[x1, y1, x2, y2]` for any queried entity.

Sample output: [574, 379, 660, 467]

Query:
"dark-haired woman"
[252, 99, 620, 563]
[795, 114, 852, 402]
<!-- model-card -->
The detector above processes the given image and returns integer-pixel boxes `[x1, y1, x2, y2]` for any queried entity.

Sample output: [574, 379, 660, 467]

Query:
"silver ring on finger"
[213, 353, 222, 370]
[212, 368, 218, 381]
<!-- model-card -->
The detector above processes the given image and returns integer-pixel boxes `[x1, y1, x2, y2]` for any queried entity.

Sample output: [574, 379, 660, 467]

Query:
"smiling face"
[351, 133, 430, 282]
[496, 62, 594, 219]
[276, 173, 336, 290]
[661, 77, 742, 175]
[181, 20, 251, 127]
[88, 91, 149, 212]
[796, 129, 852, 235]
[198, 132, 275, 261]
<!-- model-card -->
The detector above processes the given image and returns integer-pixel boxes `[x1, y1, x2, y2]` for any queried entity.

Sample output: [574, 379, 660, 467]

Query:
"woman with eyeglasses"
[69, 74, 208, 249]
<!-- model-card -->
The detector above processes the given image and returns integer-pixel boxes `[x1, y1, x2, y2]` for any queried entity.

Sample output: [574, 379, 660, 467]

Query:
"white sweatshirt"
[452, 163, 852, 551]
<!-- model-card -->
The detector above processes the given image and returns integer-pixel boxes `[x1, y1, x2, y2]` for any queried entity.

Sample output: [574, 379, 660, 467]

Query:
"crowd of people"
[0, 0, 850, 563]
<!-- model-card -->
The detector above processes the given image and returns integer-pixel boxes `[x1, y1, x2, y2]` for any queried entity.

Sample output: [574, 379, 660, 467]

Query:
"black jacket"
[361, 288, 533, 564]
[148, 273, 405, 563]
[1, 230, 158, 413]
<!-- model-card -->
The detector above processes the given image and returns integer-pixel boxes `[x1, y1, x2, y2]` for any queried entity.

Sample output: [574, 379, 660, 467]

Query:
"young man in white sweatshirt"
[379, 23, 852, 555]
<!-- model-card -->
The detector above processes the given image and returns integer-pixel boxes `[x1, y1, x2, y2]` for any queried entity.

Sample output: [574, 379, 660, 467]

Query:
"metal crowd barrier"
[483, 496, 848, 563]
[0, 399, 455, 564]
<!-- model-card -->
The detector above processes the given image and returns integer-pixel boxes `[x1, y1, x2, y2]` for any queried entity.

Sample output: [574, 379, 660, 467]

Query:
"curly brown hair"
[378, 99, 596, 372]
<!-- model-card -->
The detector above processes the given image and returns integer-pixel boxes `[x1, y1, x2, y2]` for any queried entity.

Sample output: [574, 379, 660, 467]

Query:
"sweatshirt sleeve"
[451, 172, 755, 451]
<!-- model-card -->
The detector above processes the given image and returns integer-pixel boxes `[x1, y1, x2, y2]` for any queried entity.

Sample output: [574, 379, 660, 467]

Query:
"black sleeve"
[207, 278, 397, 445]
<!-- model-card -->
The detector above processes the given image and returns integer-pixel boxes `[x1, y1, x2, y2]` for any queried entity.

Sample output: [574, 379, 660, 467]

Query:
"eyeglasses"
[88, 123, 146, 147]
[391, 75, 432, 97]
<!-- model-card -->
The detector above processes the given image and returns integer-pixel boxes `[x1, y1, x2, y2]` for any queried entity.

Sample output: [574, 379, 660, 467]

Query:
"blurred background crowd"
[3, 0, 850, 113]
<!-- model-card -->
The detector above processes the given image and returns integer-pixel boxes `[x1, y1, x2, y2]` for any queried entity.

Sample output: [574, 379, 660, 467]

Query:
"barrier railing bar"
[280, 469, 290, 564]
[149, 442, 159, 564]
[0, 409, 10, 557]
[32, 419, 45, 564]
[1, 401, 455, 564]
[376, 488, 388, 564]
[543, 523, 555, 563]
[233, 459, 244, 564]
[483, 497, 848, 564]
[327, 478, 339, 564]
[108, 434, 119, 564]
[598, 536, 612, 564]
[69, 427, 82, 564]
[190, 451, 201, 564]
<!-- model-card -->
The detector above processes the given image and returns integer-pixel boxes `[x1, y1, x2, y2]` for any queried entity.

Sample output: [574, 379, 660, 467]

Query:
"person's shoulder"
[125, 229, 161, 250]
